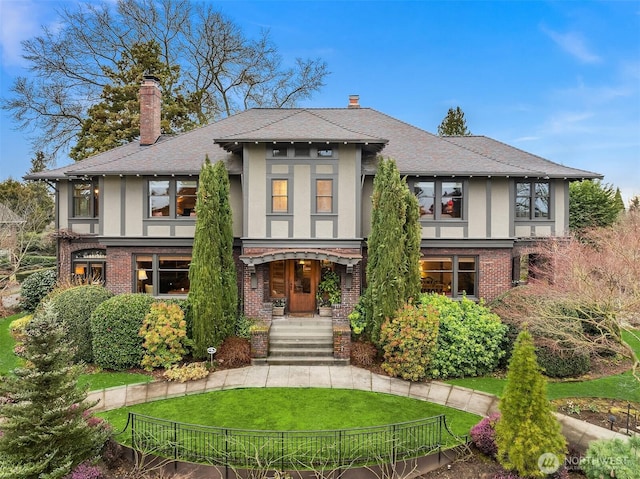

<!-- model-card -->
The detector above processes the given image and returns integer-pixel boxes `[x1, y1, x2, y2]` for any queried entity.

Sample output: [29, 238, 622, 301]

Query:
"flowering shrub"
[380, 302, 439, 381]
[68, 462, 104, 479]
[139, 302, 191, 370]
[470, 413, 500, 457]
[163, 362, 209, 382]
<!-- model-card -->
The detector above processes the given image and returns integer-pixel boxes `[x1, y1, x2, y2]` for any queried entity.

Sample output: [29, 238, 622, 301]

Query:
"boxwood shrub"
[49, 285, 114, 363]
[90, 293, 156, 370]
[536, 345, 591, 378]
[420, 293, 508, 379]
[19, 268, 57, 312]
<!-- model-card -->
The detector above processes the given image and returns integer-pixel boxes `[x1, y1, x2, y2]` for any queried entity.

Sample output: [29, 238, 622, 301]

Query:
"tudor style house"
[28, 77, 600, 328]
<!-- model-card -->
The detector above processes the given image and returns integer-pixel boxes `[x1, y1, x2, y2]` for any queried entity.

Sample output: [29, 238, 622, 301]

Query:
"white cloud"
[541, 26, 601, 64]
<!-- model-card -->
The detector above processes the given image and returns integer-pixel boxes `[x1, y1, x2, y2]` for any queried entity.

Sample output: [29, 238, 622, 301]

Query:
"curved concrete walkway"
[88, 365, 632, 451]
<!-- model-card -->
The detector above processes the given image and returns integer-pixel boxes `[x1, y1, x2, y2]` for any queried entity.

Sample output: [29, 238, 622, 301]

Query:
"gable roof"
[26, 107, 601, 180]
[0, 202, 25, 224]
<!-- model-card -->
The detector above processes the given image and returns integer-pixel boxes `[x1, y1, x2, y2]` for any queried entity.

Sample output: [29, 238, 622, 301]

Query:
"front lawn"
[447, 329, 640, 403]
[98, 387, 480, 441]
[0, 312, 151, 389]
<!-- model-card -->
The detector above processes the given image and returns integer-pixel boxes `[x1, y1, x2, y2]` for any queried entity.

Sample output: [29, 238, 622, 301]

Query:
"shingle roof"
[0, 202, 25, 224]
[26, 107, 601, 180]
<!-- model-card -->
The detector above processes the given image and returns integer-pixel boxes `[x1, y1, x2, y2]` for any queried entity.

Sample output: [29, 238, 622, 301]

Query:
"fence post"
[174, 421, 178, 470]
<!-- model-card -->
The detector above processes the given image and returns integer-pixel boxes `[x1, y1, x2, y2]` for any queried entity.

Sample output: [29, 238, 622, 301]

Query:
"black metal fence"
[126, 412, 464, 470]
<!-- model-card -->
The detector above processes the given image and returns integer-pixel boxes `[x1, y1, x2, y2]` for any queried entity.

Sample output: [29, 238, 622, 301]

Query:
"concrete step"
[267, 317, 337, 366]
[265, 356, 349, 366]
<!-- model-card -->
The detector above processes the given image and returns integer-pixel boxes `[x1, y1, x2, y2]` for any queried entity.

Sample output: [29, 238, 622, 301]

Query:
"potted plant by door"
[316, 270, 341, 317]
[272, 297, 286, 317]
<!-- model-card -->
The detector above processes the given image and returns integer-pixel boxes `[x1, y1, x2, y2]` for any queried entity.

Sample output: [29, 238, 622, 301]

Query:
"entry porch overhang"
[240, 248, 362, 272]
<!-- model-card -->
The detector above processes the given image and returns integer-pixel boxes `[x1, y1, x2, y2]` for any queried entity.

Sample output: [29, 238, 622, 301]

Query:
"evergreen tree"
[569, 179, 624, 232]
[629, 195, 640, 213]
[495, 330, 566, 478]
[365, 158, 418, 344]
[70, 40, 196, 161]
[403, 186, 422, 302]
[614, 187, 625, 213]
[213, 160, 238, 341]
[188, 157, 236, 358]
[0, 303, 110, 479]
[437, 106, 471, 136]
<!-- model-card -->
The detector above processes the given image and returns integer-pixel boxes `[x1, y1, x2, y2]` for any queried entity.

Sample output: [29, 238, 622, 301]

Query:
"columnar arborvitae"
[365, 158, 415, 344]
[495, 330, 566, 477]
[188, 156, 237, 358]
[0, 303, 110, 479]
[213, 160, 238, 340]
[403, 186, 422, 302]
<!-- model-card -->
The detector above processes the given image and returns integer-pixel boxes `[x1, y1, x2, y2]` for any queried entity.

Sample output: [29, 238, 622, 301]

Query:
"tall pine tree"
[495, 329, 566, 477]
[365, 158, 420, 344]
[188, 157, 237, 358]
[437, 106, 471, 136]
[0, 303, 110, 479]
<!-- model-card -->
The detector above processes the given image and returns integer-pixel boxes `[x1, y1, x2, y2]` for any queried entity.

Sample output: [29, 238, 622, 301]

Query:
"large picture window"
[420, 256, 477, 298]
[135, 254, 191, 295]
[148, 179, 198, 218]
[516, 181, 550, 219]
[72, 180, 99, 218]
[411, 180, 464, 220]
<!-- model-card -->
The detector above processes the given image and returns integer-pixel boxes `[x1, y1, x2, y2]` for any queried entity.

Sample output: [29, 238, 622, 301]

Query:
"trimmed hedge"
[90, 293, 156, 370]
[536, 346, 591, 378]
[49, 285, 114, 363]
[420, 293, 507, 379]
[19, 269, 57, 312]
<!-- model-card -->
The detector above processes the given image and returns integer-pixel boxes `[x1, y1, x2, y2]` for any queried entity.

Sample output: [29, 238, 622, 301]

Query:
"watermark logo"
[538, 452, 560, 474]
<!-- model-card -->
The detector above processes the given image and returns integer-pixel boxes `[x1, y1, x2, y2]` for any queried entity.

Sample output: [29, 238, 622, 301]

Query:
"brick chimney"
[139, 75, 161, 146]
[348, 94, 360, 108]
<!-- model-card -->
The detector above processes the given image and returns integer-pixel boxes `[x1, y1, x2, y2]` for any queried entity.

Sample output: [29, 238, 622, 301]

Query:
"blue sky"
[1, 0, 639, 203]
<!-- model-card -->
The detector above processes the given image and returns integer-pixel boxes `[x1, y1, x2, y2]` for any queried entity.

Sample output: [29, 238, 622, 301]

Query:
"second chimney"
[348, 94, 360, 108]
[140, 75, 162, 146]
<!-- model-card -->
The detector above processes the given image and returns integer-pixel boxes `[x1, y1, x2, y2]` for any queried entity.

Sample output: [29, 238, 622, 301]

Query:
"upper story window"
[72, 180, 99, 218]
[410, 179, 464, 220]
[148, 178, 198, 218]
[316, 179, 333, 213]
[516, 180, 550, 219]
[267, 143, 337, 159]
[271, 179, 289, 213]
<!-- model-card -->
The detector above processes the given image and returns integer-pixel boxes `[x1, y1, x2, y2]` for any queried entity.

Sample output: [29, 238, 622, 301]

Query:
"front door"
[288, 260, 318, 313]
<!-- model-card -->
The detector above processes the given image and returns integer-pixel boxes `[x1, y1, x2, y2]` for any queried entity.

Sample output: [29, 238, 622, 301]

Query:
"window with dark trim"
[316, 179, 333, 213]
[148, 178, 198, 218]
[271, 179, 288, 213]
[420, 256, 477, 298]
[516, 180, 550, 219]
[135, 254, 191, 295]
[410, 179, 464, 220]
[72, 249, 106, 284]
[72, 180, 99, 218]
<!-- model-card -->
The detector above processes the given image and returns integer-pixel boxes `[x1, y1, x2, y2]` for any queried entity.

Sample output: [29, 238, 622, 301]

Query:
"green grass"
[447, 329, 640, 403]
[0, 312, 150, 389]
[0, 313, 26, 374]
[98, 388, 480, 438]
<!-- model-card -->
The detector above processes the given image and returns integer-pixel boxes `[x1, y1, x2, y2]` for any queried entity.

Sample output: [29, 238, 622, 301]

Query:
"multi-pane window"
[516, 181, 550, 219]
[316, 179, 333, 213]
[72, 249, 106, 284]
[148, 179, 198, 218]
[412, 180, 464, 220]
[135, 254, 191, 295]
[72, 181, 99, 217]
[420, 256, 477, 298]
[272, 179, 288, 213]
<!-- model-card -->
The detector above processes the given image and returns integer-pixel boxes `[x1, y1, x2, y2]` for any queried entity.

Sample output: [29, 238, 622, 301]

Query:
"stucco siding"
[337, 144, 357, 238]
[467, 180, 487, 238]
[293, 164, 311, 237]
[125, 177, 144, 236]
[246, 144, 267, 238]
[490, 178, 510, 238]
[102, 177, 121, 236]
[229, 176, 243, 238]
